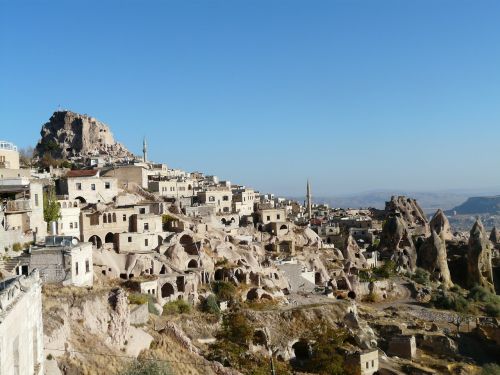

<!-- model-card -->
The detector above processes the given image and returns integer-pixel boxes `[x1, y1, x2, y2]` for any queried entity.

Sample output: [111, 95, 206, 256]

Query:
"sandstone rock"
[418, 230, 453, 288]
[342, 234, 368, 269]
[429, 209, 453, 241]
[379, 214, 417, 271]
[467, 219, 495, 293]
[489, 227, 500, 245]
[35, 110, 134, 161]
[385, 196, 429, 235]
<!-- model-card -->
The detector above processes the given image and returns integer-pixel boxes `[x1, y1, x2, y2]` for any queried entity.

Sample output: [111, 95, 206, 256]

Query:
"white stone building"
[0, 270, 44, 375]
[198, 187, 233, 213]
[58, 169, 118, 204]
[232, 187, 255, 216]
[56, 199, 81, 238]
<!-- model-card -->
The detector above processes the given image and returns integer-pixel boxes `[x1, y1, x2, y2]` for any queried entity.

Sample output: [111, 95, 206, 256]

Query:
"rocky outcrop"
[342, 234, 368, 269]
[467, 219, 495, 292]
[385, 196, 429, 235]
[489, 227, 500, 246]
[35, 110, 134, 160]
[379, 214, 417, 271]
[429, 209, 453, 241]
[418, 230, 453, 288]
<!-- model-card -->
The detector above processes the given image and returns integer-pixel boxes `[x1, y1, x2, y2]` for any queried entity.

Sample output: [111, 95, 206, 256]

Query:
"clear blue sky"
[1, 0, 500, 196]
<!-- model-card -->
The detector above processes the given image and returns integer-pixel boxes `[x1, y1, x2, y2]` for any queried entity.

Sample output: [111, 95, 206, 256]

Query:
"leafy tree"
[43, 186, 61, 225]
[201, 294, 221, 315]
[412, 268, 430, 285]
[219, 310, 253, 346]
[212, 281, 236, 301]
[303, 326, 347, 375]
[19, 147, 34, 168]
[121, 359, 173, 375]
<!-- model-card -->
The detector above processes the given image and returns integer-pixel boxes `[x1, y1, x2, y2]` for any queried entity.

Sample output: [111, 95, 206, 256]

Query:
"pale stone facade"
[0, 140, 20, 169]
[57, 199, 81, 238]
[198, 188, 233, 213]
[59, 170, 118, 204]
[232, 188, 255, 216]
[101, 165, 149, 189]
[0, 270, 44, 375]
[148, 177, 196, 199]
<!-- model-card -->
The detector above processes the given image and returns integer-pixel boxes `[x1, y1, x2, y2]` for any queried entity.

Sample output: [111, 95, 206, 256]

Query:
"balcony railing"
[5, 199, 32, 212]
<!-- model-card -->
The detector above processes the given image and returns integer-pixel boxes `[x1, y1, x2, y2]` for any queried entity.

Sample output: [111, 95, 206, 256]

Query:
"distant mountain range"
[291, 188, 500, 213]
[447, 196, 500, 215]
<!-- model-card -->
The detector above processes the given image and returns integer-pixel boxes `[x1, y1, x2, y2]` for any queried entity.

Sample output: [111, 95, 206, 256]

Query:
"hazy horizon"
[2, 0, 500, 197]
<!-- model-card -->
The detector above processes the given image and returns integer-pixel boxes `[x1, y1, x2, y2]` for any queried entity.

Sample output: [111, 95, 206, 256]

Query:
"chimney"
[50, 221, 58, 235]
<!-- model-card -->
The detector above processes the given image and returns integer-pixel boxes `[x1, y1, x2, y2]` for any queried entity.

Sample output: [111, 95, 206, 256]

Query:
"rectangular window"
[91, 184, 96, 191]
[85, 259, 90, 273]
[34, 194, 39, 207]
[75, 222, 78, 229]
[76, 183, 82, 190]
[372, 360, 374, 367]
[209, 196, 215, 202]
[75, 262, 79, 276]
[123, 214, 127, 221]
[223, 196, 229, 201]
[267, 216, 271, 221]
[105, 182, 111, 189]
[139, 208, 146, 214]
[145, 239, 149, 246]
[277, 214, 281, 220]
[144, 223, 149, 231]
[128, 236, 132, 242]
[366, 362, 369, 369]
[70, 223, 74, 229]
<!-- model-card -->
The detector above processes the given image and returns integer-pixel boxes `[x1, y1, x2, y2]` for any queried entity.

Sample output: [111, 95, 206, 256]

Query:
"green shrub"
[212, 281, 236, 301]
[372, 260, 396, 279]
[412, 268, 430, 285]
[128, 293, 149, 305]
[481, 363, 500, 375]
[431, 291, 470, 313]
[218, 311, 253, 346]
[201, 294, 221, 315]
[468, 285, 500, 304]
[120, 359, 173, 375]
[162, 299, 191, 315]
[485, 303, 500, 318]
[12, 243, 22, 252]
[303, 327, 347, 375]
[358, 270, 373, 282]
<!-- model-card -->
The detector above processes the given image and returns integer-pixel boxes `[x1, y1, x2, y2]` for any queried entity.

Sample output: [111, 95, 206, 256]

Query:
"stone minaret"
[142, 137, 148, 163]
[306, 179, 312, 220]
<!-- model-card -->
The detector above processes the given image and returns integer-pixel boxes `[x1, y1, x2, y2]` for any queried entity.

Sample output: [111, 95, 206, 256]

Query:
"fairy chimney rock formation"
[467, 219, 495, 293]
[418, 230, 453, 288]
[386, 196, 429, 236]
[429, 209, 453, 242]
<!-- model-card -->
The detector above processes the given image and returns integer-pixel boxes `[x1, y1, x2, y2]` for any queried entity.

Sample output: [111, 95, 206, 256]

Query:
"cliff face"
[450, 196, 500, 215]
[35, 110, 134, 160]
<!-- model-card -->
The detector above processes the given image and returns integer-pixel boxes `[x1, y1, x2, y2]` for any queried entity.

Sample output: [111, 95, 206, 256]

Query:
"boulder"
[467, 219, 495, 293]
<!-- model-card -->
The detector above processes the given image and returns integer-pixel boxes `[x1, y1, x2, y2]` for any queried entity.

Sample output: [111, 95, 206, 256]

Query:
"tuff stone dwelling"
[0, 270, 44, 375]
[1, 111, 498, 375]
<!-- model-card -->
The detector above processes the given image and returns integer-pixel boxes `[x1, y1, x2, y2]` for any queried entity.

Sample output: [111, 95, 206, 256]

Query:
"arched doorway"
[105, 232, 114, 243]
[75, 196, 86, 204]
[89, 235, 102, 249]
[187, 259, 198, 269]
[161, 283, 175, 299]
[292, 340, 310, 361]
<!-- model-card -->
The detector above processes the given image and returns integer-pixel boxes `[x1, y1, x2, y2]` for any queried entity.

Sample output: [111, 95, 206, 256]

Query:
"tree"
[219, 310, 253, 346]
[304, 326, 347, 375]
[43, 186, 61, 225]
[201, 294, 221, 315]
[19, 147, 34, 168]
[121, 359, 173, 375]
[212, 281, 236, 301]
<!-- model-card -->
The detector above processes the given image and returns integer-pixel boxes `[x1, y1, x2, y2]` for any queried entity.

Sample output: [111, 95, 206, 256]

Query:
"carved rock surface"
[385, 196, 429, 235]
[467, 219, 495, 292]
[429, 209, 453, 241]
[35, 110, 134, 160]
[379, 214, 417, 271]
[418, 230, 453, 288]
